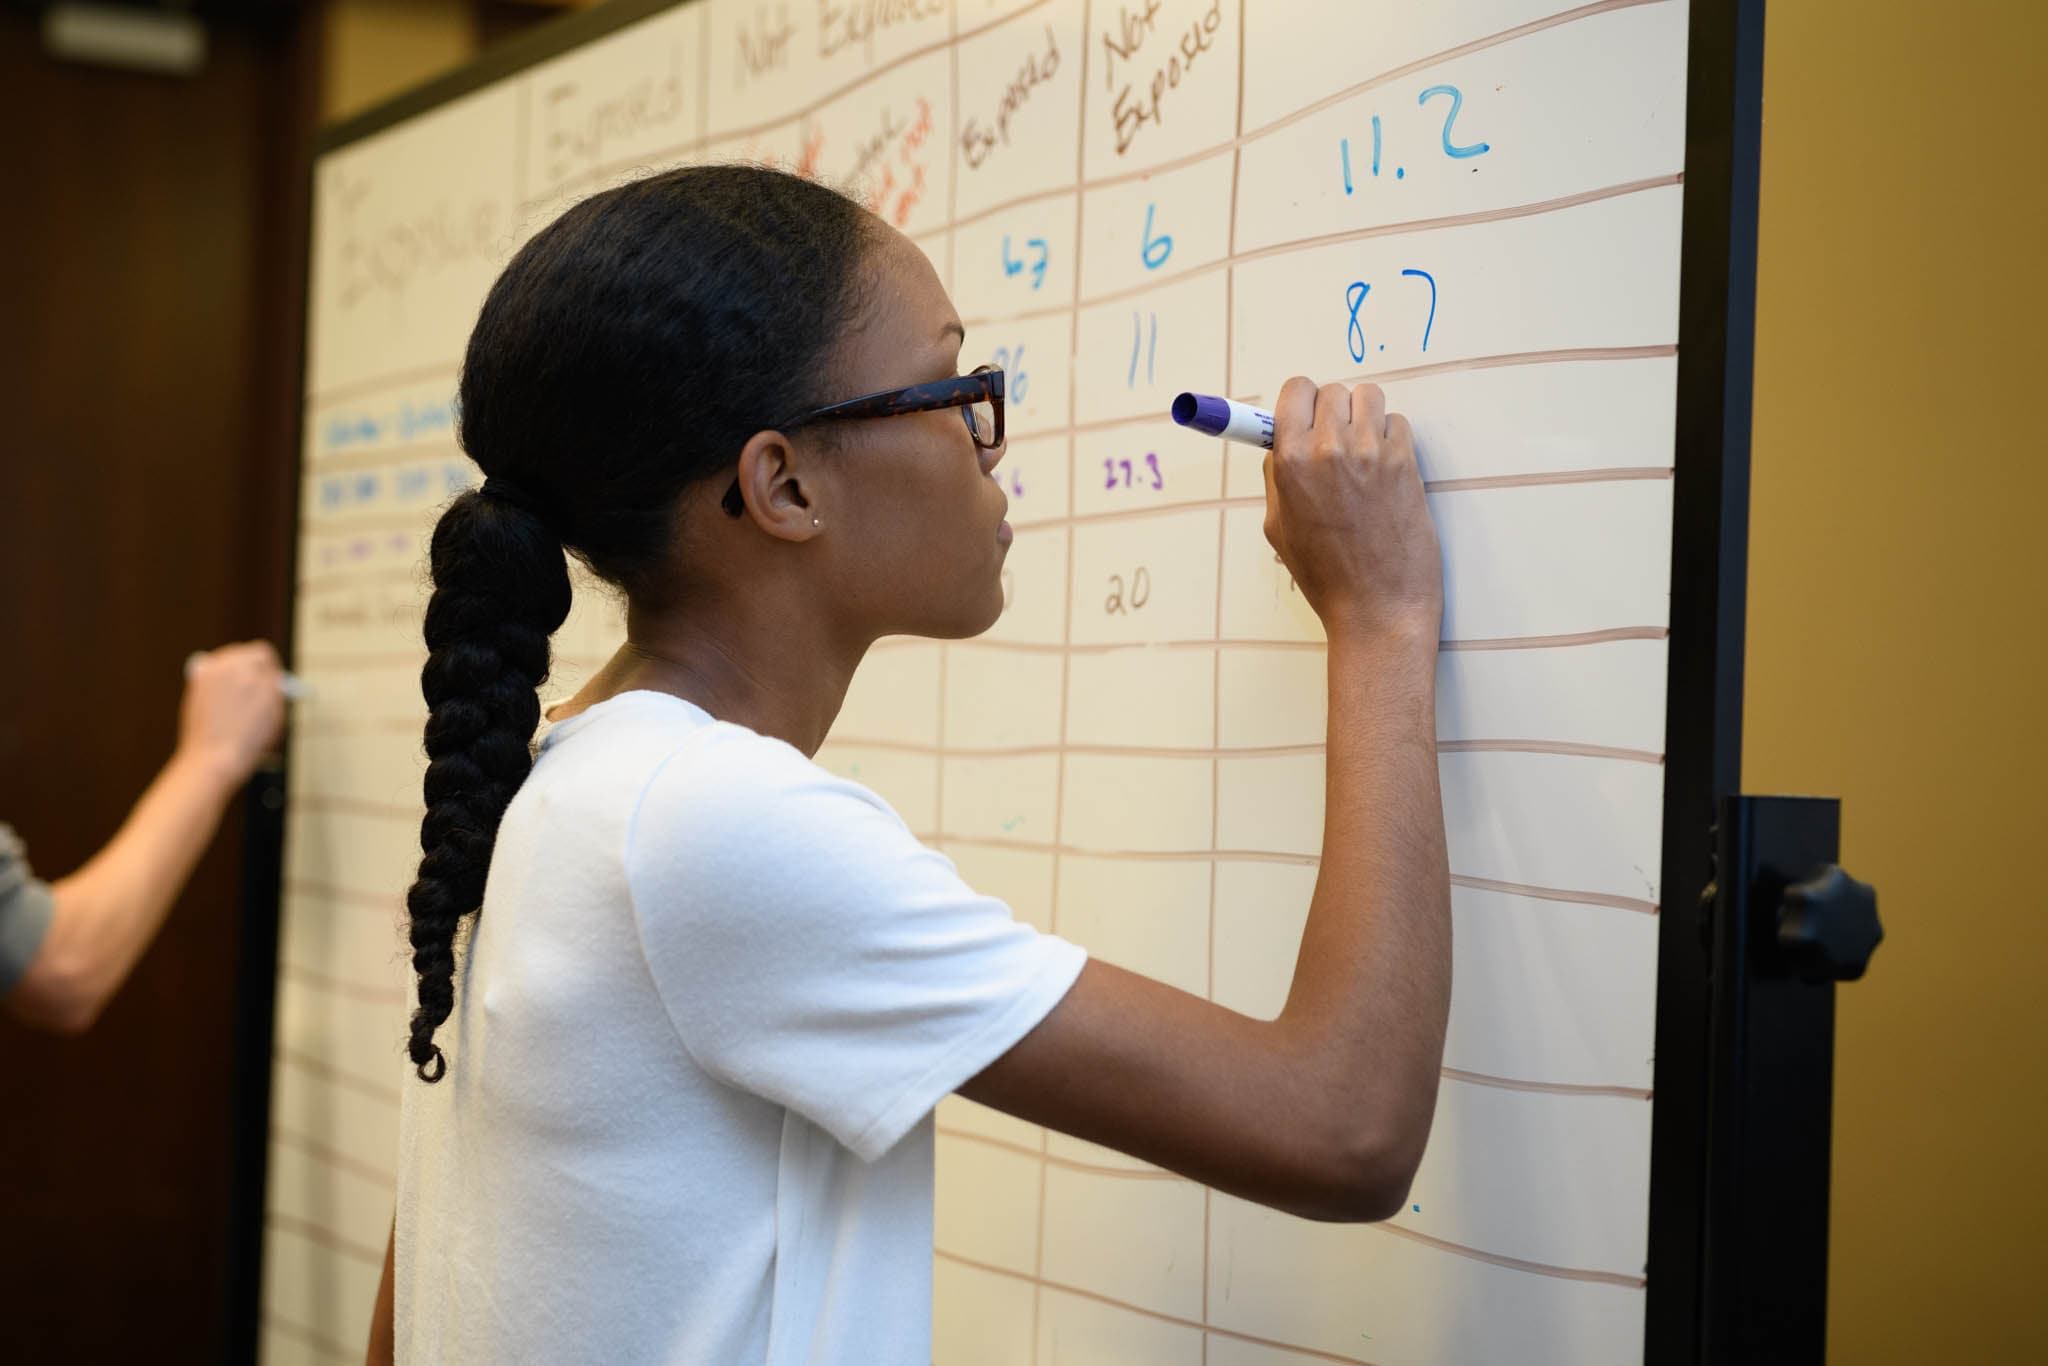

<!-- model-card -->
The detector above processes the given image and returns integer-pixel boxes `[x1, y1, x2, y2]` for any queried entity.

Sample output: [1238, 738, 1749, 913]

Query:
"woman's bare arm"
[961, 381, 1450, 1221]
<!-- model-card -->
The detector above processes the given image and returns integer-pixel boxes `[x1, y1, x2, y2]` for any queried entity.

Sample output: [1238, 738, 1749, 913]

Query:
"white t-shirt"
[396, 690, 1086, 1365]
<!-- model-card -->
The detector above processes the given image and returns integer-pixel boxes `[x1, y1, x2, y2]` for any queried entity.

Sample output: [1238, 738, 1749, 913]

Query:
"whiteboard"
[264, 2, 1708, 1362]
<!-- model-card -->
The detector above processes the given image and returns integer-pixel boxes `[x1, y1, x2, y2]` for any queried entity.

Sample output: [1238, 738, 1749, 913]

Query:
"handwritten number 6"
[1141, 204, 1173, 270]
[1419, 85, 1489, 159]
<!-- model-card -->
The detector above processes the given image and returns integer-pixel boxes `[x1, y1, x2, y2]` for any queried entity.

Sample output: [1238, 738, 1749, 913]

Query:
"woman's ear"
[732, 429, 825, 542]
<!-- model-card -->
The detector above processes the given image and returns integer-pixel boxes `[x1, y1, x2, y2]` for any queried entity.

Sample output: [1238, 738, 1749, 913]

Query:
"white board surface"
[268, 2, 1690, 1362]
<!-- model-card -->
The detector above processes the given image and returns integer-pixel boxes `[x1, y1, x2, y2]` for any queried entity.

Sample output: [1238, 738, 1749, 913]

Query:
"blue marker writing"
[1170, 392, 1275, 449]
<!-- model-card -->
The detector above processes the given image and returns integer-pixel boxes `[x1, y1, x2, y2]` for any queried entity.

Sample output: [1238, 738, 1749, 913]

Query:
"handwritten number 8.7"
[1343, 268, 1437, 363]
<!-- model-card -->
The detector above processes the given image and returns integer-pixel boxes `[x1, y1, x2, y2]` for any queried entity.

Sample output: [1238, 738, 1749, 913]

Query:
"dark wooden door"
[0, 8, 315, 1361]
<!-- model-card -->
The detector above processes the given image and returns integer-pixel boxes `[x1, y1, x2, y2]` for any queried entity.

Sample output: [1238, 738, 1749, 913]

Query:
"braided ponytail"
[405, 489, 571, 1080]
[404, 164, 876, 1080]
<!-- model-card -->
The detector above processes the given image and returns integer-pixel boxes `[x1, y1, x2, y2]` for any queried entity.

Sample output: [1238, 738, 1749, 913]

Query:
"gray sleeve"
[0, 823, 56, 995]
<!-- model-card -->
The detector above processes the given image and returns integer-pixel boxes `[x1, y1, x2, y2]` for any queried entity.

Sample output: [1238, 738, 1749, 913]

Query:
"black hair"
[405, 165, 876, 1081]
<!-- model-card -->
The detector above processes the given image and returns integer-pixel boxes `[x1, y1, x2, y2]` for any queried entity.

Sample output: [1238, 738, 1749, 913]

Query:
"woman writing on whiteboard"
[375, 165, 1449, 1364]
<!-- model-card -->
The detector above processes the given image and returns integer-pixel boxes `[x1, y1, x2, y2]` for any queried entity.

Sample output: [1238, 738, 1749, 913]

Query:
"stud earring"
[812, 517, 821, 528]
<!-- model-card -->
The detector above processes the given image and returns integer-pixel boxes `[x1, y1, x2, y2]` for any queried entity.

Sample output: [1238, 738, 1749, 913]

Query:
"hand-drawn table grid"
[269, 2, 1685, 1363]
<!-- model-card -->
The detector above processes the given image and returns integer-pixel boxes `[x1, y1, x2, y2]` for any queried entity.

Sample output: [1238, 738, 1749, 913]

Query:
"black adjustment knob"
[1776, 864, 1882, 982]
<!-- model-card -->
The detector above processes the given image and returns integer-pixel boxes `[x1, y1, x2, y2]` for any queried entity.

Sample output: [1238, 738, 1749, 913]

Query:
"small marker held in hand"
[1170, 392, 1275, 449]
[185, 652, 314, 701]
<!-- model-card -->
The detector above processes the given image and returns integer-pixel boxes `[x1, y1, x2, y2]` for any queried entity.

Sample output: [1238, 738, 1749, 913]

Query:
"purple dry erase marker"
[1170, 392, 1275, 449]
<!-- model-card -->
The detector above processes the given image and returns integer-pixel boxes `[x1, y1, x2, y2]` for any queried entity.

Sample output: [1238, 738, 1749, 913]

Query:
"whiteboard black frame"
[267, 3, 1771, 1362]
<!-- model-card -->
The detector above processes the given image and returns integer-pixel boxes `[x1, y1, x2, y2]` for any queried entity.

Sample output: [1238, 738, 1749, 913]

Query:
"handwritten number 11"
[1128, 311, 1157, 388]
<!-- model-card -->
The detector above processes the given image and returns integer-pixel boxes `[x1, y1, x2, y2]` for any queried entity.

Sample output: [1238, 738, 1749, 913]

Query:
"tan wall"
[1749, 2, 2048, 1360]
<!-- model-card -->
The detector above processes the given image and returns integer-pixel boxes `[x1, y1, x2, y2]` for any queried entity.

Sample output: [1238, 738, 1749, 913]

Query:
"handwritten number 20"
[1105, 567, 1152, 615]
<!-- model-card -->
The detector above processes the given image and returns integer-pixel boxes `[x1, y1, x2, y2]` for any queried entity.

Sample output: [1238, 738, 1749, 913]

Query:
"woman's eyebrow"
[940, 320, 965, 345]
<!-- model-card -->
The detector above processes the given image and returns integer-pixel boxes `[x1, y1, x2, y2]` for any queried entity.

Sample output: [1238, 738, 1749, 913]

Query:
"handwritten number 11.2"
[1345, 269, 1437, 363]
[1340, 84, 1489, 193]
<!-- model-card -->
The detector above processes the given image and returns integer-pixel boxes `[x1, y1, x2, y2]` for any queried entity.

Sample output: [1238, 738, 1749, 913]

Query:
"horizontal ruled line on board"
[284, 875, 405, 910]
[272, 1123, 398, 1193]
[828, 735, 1663, 766]
[931, 834, 1657, 912]
[288, 464, 1672, 577]
[965, 173, 1681, 329]
[296, 566, 425, 597]
[300, 438, 465, 475]
[938, 1249, 1389, 1366]
[1006, 350, 1679, 446]
[308, 360, 459, 410]
[1441, 1067, 1651, 1102]
[288, 794, 419, 823]
[939, 1126, 1186, 1182]
[301, 510, 441, 538]
[281, 960, 406, 1007]
[266, 1211, 385, 1268]
[938, 1131, 1646, 1287]
[277, 1047, 401, 1106]
[1231, 345, 1678, 411]
[944, 0, 1669, 236]
[262, 1313, 359, 1364]
[873, 626, 1669, 658]
[298, 629, 1683, 670]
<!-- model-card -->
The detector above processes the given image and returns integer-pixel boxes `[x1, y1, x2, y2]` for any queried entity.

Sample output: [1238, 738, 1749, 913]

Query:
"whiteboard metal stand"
[1649, 2, 1885, 1363]
[227, 759, 288, 1366]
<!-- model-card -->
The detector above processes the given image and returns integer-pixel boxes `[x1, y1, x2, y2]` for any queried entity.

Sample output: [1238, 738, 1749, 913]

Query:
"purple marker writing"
[1170, 392, 1275, 449]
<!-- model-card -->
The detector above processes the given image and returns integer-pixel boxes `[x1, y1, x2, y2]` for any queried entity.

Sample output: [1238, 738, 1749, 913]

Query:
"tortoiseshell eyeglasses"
[721, 364, 1006, 516]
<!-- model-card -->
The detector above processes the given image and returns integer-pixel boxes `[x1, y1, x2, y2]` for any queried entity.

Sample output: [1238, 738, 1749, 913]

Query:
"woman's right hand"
[1263, 379, 1442, 642]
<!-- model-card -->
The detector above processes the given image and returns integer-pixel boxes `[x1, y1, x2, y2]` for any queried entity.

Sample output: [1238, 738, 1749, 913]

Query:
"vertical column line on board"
[696, 3, 712, 144]
[514, 75, 530, 213]
[933, 3, 962, 859]
[1035, 1, 1093, 1355]
[1205, 5, 1254, 1353]
[944, 0, 960, 295]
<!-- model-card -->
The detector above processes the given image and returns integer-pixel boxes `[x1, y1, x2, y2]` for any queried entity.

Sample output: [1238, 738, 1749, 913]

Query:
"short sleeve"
[0, 823, 56, 995]
[624, 730, 1086, 1162]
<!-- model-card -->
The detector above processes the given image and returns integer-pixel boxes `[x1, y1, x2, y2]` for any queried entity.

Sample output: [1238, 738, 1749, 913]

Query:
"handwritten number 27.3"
[1104, 453, 1164, 491]
[1344, 268, 1437, 363]
[1001, 235, 1049, 290]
